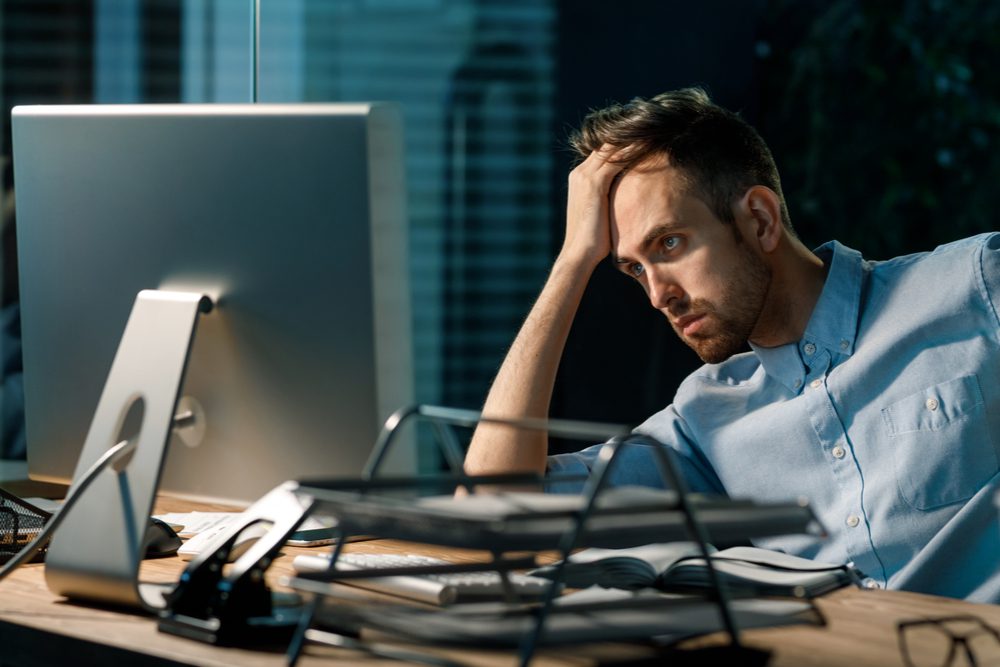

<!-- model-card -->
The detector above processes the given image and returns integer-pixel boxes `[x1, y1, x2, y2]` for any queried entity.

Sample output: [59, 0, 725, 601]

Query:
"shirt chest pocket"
[882, 374, 997, 510]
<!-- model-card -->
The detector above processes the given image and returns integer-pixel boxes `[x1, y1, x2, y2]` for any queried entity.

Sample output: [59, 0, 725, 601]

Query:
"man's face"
[609, 160, 771, 364]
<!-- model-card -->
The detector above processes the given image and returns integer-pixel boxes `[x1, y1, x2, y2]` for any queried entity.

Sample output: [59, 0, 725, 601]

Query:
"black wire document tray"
[0, 488, 52, 564]
[280, 406, 832, 666]
[297, 483, 824, 552]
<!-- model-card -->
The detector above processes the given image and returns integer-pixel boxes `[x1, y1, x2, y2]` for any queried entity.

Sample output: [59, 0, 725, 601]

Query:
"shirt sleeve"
[545, 404, 726, 495]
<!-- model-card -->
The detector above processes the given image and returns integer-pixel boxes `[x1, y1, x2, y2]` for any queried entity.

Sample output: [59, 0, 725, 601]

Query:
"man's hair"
[570, 87, 793, 232]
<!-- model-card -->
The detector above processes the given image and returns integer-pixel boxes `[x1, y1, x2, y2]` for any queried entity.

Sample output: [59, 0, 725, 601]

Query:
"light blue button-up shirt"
[548, 233, 1000, 601]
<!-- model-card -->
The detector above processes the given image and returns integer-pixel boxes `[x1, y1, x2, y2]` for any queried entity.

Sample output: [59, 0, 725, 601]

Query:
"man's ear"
[739, 186, 783, 253]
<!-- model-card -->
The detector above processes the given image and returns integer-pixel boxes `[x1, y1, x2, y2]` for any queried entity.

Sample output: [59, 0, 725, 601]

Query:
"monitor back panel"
[12, 104, 412, 504]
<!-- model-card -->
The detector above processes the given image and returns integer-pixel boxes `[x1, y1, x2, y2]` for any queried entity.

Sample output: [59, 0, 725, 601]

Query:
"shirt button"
[793, 379, 803, 389]
[803, 343, 816, 356]
[810, 379, 823, 389]
[840, 340, 850, 351]
[832, 446, 846, 459]
[846, 515, 861, 528]
[925, 397, 939, 411]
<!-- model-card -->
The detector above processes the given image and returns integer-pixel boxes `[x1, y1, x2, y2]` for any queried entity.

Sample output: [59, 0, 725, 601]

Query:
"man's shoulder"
[869, 232, 998, 273]
[860, 233, 999, 309]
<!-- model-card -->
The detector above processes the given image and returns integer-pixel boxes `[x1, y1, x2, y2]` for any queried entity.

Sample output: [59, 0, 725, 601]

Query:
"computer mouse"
[144, 518, 183, 558]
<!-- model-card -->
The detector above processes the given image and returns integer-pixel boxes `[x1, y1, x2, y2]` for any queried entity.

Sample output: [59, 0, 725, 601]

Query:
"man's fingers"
[573, 144, 627, 194]
[585, 144, 622, 169]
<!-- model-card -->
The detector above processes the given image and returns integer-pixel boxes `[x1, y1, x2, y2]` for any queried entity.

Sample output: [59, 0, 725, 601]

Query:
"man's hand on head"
[560, 145, 626, 270]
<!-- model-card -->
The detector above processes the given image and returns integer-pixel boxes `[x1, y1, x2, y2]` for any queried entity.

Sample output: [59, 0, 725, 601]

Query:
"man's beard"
[671, 244, 772, 364]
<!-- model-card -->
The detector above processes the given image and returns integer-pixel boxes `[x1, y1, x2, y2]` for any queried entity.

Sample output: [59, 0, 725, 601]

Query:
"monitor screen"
[11, 103, 414, 504]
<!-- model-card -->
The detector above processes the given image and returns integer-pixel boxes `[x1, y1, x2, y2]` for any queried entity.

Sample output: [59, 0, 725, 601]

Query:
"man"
[463, 88, 1000, 601]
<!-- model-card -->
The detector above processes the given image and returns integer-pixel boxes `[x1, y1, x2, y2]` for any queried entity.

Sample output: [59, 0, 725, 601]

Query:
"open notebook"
[530, 543, 859, 597]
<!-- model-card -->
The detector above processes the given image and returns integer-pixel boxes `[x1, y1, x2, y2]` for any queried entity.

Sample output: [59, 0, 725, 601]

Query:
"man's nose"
[647, 270, 682, 310]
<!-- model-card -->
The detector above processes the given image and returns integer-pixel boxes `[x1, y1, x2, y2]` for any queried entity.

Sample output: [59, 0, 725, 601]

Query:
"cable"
[0, 438, 136, 582]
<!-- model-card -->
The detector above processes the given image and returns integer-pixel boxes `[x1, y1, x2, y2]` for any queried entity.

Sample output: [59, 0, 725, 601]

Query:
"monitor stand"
[44, 289, 212, 611]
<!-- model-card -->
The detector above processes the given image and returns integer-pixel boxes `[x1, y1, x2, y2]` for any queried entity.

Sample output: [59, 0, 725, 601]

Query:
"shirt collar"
[803, 240, 863, 357]
[749, 241, 864, 391]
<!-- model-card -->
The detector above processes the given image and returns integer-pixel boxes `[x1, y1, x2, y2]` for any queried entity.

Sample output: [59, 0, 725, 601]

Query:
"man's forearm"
[464, 147, 623, 479]
[464, 255, 595, 476]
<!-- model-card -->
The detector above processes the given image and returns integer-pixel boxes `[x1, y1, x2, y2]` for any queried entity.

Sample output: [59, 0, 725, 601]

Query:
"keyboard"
[291, 551, 552, 606]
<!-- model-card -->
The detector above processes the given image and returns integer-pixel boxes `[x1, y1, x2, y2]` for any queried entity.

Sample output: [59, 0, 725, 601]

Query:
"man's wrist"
[553, 248, 604, 276]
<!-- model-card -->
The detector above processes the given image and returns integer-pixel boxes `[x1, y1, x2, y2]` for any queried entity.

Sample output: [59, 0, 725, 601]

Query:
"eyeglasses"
[898, 616, 1000, 667]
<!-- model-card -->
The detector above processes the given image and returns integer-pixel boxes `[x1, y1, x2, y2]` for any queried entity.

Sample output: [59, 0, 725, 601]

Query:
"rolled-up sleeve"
[545, 404, 725, 495]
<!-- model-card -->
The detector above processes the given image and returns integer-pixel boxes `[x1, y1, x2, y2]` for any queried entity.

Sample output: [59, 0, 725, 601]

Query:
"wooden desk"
[1, 496, 999, 666]
[0, 537, 644, 666]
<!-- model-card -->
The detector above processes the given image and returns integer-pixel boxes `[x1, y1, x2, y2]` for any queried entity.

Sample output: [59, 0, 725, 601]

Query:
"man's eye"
[630, 263, 644, 277]
[663, 236, 680, 250]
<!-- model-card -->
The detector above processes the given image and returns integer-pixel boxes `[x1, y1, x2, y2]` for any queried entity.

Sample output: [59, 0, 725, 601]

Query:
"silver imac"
[12, 103, 415, 506]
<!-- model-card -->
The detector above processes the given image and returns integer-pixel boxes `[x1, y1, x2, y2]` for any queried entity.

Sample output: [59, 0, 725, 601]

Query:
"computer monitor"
[12, 103, 414, 505]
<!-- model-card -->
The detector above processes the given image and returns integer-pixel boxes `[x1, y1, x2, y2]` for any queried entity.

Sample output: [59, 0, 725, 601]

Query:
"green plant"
[757, 0, 1000, 257]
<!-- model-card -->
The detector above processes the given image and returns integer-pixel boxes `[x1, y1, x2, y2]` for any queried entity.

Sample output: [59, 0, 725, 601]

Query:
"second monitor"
[12, 103, 414, 504]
